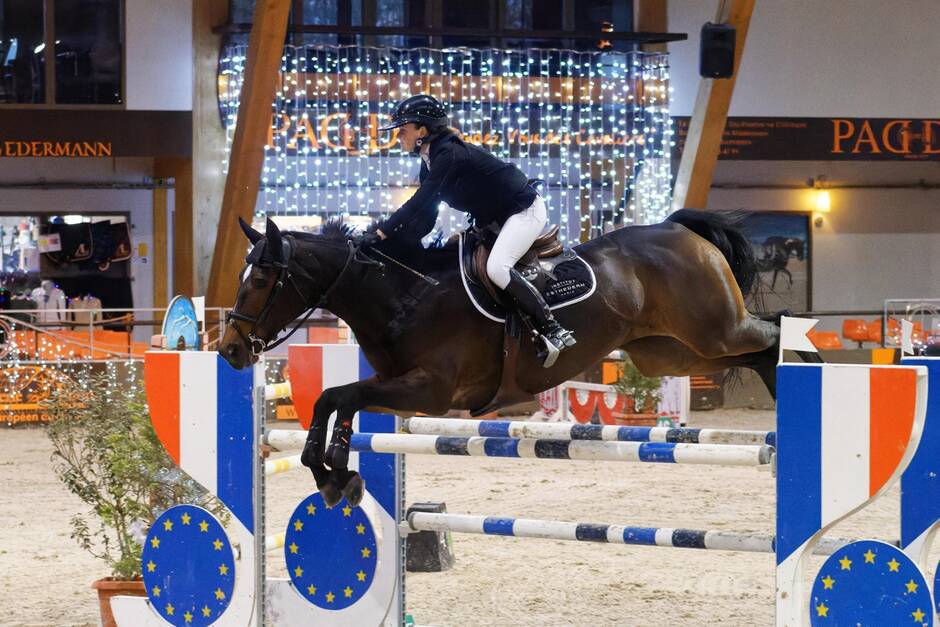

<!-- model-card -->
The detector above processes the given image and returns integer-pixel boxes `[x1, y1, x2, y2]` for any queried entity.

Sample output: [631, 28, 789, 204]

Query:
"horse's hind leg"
[623, 335, 779, 399]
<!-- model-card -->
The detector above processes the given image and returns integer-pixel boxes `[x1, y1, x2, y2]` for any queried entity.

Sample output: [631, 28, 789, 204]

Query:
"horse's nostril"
[224, 343, 238, 357]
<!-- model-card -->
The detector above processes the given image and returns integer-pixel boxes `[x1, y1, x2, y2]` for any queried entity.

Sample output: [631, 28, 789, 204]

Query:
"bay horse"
[220, 210, 784, 507]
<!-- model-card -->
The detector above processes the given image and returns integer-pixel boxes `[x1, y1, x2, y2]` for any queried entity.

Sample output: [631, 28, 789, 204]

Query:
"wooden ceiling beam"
[206, 0, 291, 307]
[671, 0, 754, 211]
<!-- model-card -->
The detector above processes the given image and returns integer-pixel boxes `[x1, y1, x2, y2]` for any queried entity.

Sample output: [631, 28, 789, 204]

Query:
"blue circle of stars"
[810, 540, 933, 626]
[283, 492, 378, 610]
[141, 505, 236, 626]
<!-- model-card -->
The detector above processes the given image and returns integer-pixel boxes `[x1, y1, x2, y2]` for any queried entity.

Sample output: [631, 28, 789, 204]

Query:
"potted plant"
[45, 371, 226, 627]
[612, 357, 662, 426]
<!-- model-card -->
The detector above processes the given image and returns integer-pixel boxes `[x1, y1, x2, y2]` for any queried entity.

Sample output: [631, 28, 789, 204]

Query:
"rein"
[226, 237, 362, 357]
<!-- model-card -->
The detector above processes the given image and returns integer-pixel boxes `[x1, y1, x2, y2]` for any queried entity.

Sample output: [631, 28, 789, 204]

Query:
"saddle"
[464, 225, 580, 306]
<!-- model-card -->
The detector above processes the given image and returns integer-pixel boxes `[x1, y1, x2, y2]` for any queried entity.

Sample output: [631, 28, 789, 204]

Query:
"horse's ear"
[239, 217, 263, 244]
[265, 218, 283, 262]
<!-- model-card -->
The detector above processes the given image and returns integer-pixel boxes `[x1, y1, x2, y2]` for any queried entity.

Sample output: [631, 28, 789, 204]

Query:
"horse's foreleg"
[305, 368, 453, 507]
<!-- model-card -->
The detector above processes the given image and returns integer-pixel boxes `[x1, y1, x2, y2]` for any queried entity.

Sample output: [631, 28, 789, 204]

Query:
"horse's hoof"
[319, 483, 343, 508]
[341, 473, 365, 507]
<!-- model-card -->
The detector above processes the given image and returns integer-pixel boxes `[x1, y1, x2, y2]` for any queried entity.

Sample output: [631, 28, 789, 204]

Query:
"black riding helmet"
[378, 94, 448, 132]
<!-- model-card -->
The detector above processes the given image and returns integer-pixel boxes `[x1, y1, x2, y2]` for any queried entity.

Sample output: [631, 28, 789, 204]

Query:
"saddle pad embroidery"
[458, 233, 597, 323]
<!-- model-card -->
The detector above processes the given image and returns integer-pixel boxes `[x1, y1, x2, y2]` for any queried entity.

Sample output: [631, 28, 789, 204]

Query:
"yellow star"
[821, 575, 835, 590]
[201, 606, 211, 617]
[344, 586, 353, 598]
[150, 537, 161, 549]
[293, 519, 304, 531]
[289, 542, 299, 554]
[912, 608, 926, 622]
[214, 588, 226, 600]
[213, 539, 223, 551]
[163, 519, 174, 531]
[151, 585, 161, 597]
[356, 523, 365, 535]
[183, 610, 193, 623]
[888, 558, 900, 572]
[815, 603, 828, 617]
[165, 603, 175, 616]
[326, 591, 335, 603]
[219, 564, 229, 576]
[307, 584, 317, 596]
[356, 570, 367, 582]
[199, 520, 209, 532]
[839, 555, 852, 570]
[361, 547, 372, 558]
[906, 579, 919, 593]
[342, 505, 352, 517]
[294, 565, 304, 577]
[146, 560, 156, 573]
[306, 503, 316, 515]
[863, 549, 876, 563]
[181, 512, 191, 525]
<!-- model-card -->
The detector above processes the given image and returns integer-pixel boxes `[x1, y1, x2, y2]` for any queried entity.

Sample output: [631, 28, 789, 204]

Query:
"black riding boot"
[503, 269, 576, 368]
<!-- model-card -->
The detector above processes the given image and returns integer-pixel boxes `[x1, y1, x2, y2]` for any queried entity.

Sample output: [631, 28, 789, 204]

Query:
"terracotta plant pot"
[612, 412, 660, 426]
[93, 577, 147, 627]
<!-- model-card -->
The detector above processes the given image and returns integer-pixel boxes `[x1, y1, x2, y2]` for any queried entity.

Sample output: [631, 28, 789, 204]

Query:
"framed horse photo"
[738, 211, 812, 312]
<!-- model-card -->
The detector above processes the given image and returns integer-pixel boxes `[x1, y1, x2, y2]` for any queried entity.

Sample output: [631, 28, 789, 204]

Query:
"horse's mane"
[286, 219, 459, 274]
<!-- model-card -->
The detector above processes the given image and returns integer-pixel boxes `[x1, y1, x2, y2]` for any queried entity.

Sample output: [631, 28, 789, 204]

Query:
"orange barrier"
[8, 329, 149, 360]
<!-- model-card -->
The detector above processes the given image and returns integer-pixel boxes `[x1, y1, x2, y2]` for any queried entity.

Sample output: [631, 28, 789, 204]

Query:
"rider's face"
[397, 123, 428, 153]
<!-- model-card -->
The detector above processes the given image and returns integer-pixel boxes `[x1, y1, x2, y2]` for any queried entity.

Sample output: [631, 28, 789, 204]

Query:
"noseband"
[226, 236, 360, 358]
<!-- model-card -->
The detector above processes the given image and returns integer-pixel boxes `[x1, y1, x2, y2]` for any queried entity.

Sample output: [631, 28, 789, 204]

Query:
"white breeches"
[485, 194, 548, 289]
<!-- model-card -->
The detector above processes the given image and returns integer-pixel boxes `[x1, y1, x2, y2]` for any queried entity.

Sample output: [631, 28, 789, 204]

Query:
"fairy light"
[0, 316, 141, 425]
[218, 44, 673, 243]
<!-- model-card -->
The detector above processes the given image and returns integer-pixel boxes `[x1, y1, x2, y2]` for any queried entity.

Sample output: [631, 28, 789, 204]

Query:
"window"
[227, 0, 632, 51]
[0, 0, 46, 103]
[54, 0, 123, 104]
[0, 0, 123, 106]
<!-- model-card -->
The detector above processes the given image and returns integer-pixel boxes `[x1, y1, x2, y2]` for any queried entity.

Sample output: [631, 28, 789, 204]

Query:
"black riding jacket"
[379, 130, 537, 239]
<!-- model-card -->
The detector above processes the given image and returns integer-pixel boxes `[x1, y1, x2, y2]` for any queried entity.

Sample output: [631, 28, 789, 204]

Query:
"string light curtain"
[218, 44, 672, 243]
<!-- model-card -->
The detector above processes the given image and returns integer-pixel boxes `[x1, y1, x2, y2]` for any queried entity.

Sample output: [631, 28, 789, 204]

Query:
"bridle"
[225, 236, 361, 358]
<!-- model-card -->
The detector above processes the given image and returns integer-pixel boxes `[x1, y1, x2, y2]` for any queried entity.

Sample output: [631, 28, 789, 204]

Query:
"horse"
[756, 236, 805, 290]
[220, 210, 786, 508]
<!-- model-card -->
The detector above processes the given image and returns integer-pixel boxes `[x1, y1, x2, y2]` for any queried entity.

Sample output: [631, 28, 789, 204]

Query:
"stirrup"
[537, 335, 562, 368]
[537, 328, 576, 368]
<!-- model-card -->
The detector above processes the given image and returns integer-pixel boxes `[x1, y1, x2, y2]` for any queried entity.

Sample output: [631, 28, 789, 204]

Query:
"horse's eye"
[251, 276, 268, 288]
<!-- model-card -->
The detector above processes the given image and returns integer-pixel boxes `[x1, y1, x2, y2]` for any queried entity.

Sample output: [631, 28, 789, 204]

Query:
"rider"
[375, 94, 576, 365]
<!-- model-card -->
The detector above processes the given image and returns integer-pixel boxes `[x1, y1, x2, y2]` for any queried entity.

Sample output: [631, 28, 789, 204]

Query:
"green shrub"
[613, 357, 662, 413]
[46, 371, 226, 579]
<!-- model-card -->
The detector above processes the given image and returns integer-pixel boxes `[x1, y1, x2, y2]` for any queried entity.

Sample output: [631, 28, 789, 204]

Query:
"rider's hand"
[355, 232, 382, 248]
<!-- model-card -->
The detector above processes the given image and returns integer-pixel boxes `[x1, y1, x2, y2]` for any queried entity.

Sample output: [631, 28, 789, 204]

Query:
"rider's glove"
[354, 232, 382, 248]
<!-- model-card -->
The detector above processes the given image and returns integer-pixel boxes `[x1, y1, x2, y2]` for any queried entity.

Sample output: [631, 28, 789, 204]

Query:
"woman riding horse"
[369, 94, 576, 365]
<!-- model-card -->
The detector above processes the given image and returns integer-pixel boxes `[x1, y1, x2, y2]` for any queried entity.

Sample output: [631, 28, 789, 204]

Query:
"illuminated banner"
[0, 110, 191, 158]
[218, 44, 674, 241]
[1, 141, 112, 157]
[264, 108, 650, 157]
[673, 116, 940, 161]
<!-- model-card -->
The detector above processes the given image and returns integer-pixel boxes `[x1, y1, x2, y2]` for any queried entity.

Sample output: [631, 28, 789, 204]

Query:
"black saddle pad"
[458, 231, 596, 323]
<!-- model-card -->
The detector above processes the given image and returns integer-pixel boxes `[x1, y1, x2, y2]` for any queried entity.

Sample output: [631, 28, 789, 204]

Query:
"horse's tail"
[666, 209, 760, 305]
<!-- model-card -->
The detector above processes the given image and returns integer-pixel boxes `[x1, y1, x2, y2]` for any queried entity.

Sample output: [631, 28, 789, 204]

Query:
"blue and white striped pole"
[402, 417, 776, 447]
[351, 433, 773, 466]
[406, 512, 868, 556]
[264, 433, 773, 469]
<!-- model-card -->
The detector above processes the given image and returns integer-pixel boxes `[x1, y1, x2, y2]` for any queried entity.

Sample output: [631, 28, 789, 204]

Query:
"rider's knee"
[485, 256, 511, 289]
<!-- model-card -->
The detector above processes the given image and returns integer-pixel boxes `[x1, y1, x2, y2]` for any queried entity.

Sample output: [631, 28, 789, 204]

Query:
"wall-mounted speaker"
[700, 22, 736, 79]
